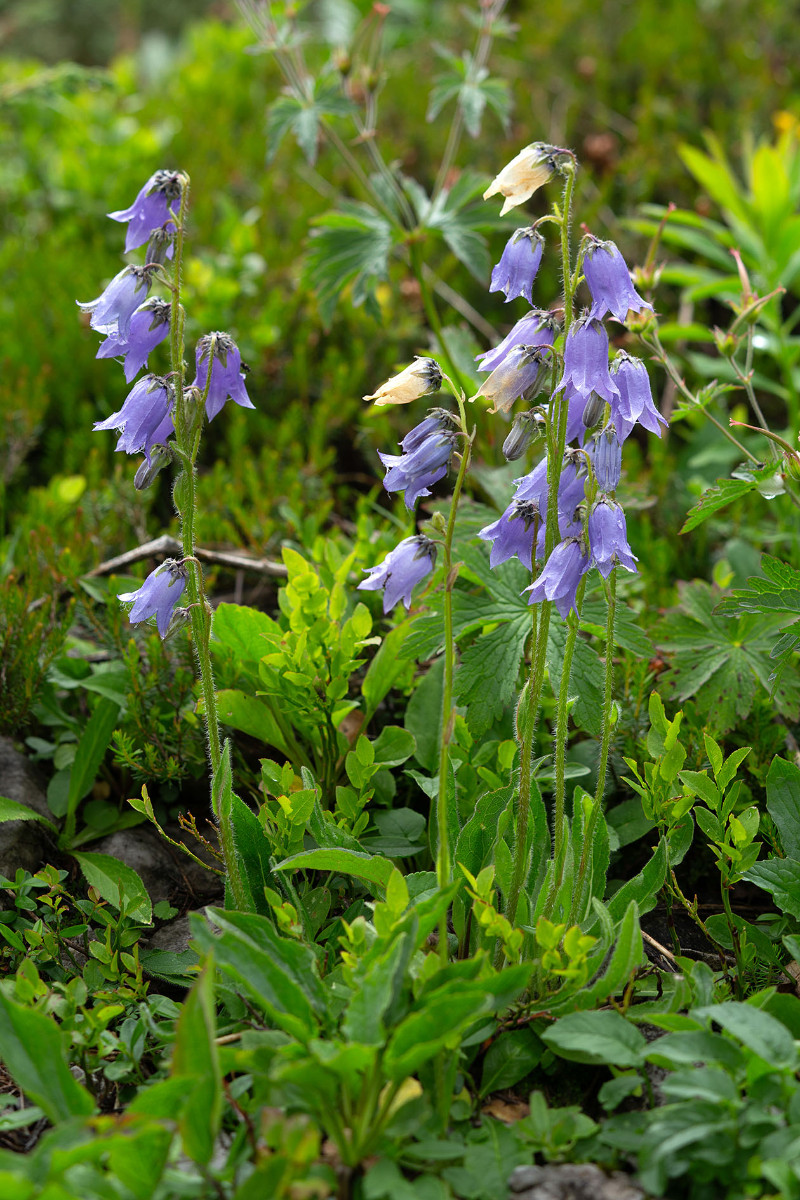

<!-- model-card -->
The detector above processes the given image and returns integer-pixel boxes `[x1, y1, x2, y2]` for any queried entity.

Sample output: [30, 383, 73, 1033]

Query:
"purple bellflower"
[108, 170, 184, 253]
[95, 298, 171, 383]
[588, 499, 638, 578]
[555, 315, 619, 405]
[476, 310, 559, 373]
[358, 535, 437, 612]
[474, 344, 551, 415]
[94, 375, 175, 461]
[78, 265, 155, 342]
[118, 559, 188, 638]
[589, 425, 622, 492]
[379, 411, 459, 510]
[582, 236, 653, 325]
[490, 229, 544, 304]
[524, 537, 590, 619]
[191, 333, 255, 421]
[479, 497, 545, 570]
[610, 352, 667, 442]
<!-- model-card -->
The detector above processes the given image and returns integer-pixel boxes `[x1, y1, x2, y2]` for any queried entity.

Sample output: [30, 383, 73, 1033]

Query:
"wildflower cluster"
[477, 223, 665, 617]
[79, 171, 254, 638]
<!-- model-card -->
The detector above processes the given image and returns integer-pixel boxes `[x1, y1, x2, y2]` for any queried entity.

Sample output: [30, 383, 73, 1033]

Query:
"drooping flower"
[555, 315, 619, 406]
[95, 298, 171, 383]
[93, 375, 175, 461]
[589, 425, 622, 492]
[483, 143, 571, 216]
[582, 235, 653, 325]
[479, 497, 545, 570]
[610, 352, 667, 442]
[118, 559, 188, 638]
[363, 357, 443, 407]
[476, 310, 558, 373]
[191, 333, 255, 421]
[108, 170, 184, 253]
[502, 410, 546, 461]
[378, 411, 459, 510]
[78, 266, 155, 342]
[588, 499, 638, 577]
[473, 344, 551, 415]
[524, 537, 590, 619]
[358, 535, 437, 612]
[490, 229, 544, 304]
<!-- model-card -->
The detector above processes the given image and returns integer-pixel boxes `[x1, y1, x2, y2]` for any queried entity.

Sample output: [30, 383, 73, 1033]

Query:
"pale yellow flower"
[483, 143, 567, 216]
[363, 356, 442, 407]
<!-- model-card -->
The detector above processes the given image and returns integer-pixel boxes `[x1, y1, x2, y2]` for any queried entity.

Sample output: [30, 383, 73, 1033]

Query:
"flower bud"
[134, 443, 173, 490]
[145, 224, 176, 265]
[581, 391, 606, 430]
[502, 410, 545, 461]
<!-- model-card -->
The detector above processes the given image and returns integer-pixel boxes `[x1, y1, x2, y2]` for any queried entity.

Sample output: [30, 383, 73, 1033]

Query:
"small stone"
[0, 738, 56, 878]
[508, 1163, 646, 1199]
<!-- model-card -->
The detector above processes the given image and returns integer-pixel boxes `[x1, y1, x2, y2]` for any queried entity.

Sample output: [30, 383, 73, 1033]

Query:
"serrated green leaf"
[547, 622, 605, 736]
[454, 615, 530, 735]
[680, 476, 757, 533]
[303, 202, 394, 326]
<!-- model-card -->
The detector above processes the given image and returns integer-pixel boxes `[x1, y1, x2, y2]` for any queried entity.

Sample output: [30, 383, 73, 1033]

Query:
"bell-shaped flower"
[524, 537, 590, 619]
[479, 497, 545, 570]
[582, 236, 653, 325]
[96, 298, 171, 383]
[358, 535, 437, 612]
[191, 333, 255, 421]
[378, 413, 459, 510]
[109, 170, 184, 253]
[588, 499, 638, 578]
[610, 352, 667, 442]
[555, 315, 619, 405]
[490, 229, 544, 304]
[483, 143, 569, 216]
[78, 266, 154, 342]
[363, 357, 442, 407]
[473, 344, 551, 415]
[94, 375, 175, 461]
[118, 558, 188, 638]
[476, 310, 558, 373]
[589, 425, 622, 492]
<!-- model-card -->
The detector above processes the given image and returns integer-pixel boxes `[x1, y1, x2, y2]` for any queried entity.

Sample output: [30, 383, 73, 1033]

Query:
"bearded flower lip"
[610, 351, 667, 442]
[95, 297, 171, 383]
[191, 333, 255, 420]
[108, 169, 185, 253]
[358, 535, 437, 613]
[118, 558, 188, 638]
[588, 498, 638, 578]
[478, 498, 545, 570]
[93, 374, 175, 461]
[483, 143, 574, 216]
[524, 536, 590, 619]
[555, 314, 619, 405]
[363, 357, 443, 407]
[473, 344, 552, 415]
[582, 235, 653, 325]
[78, 266, 155, 342]
[476, 309, 559, 373]
[490, 228, 545, 304]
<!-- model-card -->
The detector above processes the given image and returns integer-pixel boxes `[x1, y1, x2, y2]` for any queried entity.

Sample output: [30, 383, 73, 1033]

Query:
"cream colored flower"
[363, 356, 443, 407]
[483, 143, 566, 216]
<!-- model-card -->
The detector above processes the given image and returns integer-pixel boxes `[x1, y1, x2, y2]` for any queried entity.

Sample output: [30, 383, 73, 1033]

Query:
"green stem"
[721, 882, 745, 996]
[436, 399, 472, 966]
[551, 577, 586, 870]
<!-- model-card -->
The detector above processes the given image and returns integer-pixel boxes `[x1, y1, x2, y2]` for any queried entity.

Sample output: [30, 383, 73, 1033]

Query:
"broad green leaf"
[547, 623, 604, 736]
[191, 909, 326, 1038]
[341, 931, 412, 1046]
[215, 689, 291, 757]
[405, 657, 444, 773]
[480, 1028, 542, 1097]
[0, 992, 94, 1124]
[542, 1008, 647, 1067]
[229, 788, 273, 916]
[362, 624, 414, 719]
[303, 202, 393, 326]
[605, 839, 667, 923]
[275, 847, 395, 892]
[62, 696, 121, 844]
[171, 963, 222, 1165]
[744, 858, 800, 920]
[455, 615, 530, 735]
[73, 851, 152, 924]
[693, 1001, 797, 1068]
[455, 785, 513, 877]
[371, 725, 416, 768]
[766, 756, 800, 858]
[107, 1123, 172, 1200]
[362, 808, 426, 857]
[0, 796, 58, 834]
[645, 1030, 745, 1074]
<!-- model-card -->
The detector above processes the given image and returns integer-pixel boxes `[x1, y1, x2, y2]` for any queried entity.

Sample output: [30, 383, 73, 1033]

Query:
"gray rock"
[91, 825, 224, 907]
[147, 914, 193, 954]
[509, 1164, 646, 1200]
[0, 738, 57, 878]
